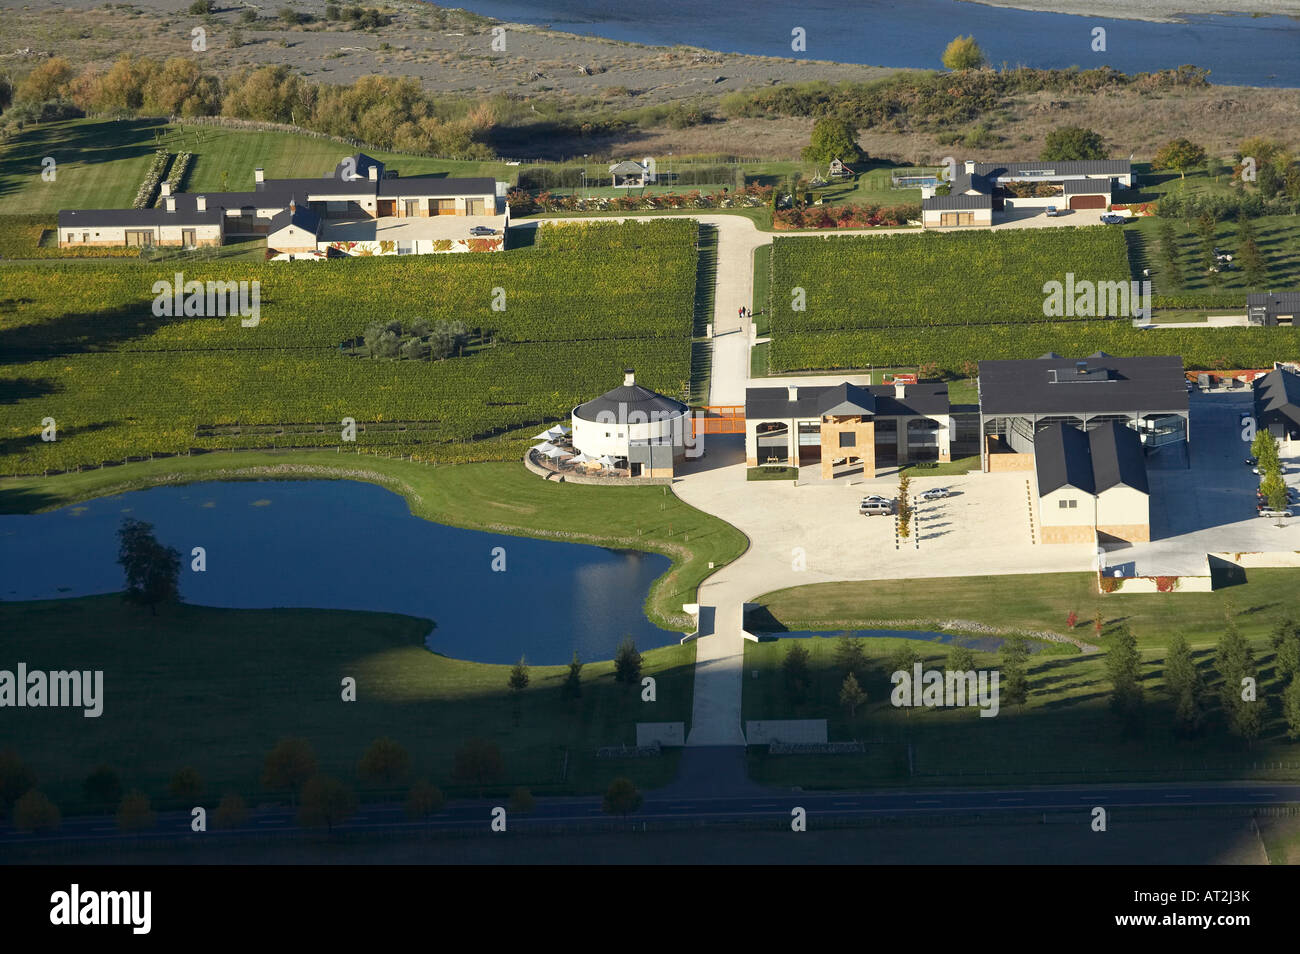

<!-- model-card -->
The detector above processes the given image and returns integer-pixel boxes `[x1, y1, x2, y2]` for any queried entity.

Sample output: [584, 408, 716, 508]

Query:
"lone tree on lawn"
[116, 518, 181, 615]
[508, 656, 530, 693]
[801, 115, 863, 165]
[1041, 126, 1107, 162]
[452, 737, 503, 794]
[404, 780, 446, 823]
[561, 652, 584, 700]
[1163, 633, 1205, 737]
[603, 776, 642, 818]
[783, 641, 812, 703]
[297, 775, 358, 834]
[839, 672, 867, 718]
[358, 737, 411, 787]
[614, 637, 643, 685]
[941, 35, 985, 71]
[1153, 138, 1207, 179]
[1104, 624, 1145, 733]
[261, 738, 318, 804]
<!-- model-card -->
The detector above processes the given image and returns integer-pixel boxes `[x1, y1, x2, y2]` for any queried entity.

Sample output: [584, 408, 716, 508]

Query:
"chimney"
[289, 198, 296, 217]
[894, 383, 906, 399]
[165, 195, 176, 213]
[623, 368, 635, 387]
[195, 195, 206, 212]
[368, 164, 379, 181]
[1076, 360, 1089, 375]
[254, 167, 264, 184]
[160, 182, 172, 197]
[787, 385, 798, 401]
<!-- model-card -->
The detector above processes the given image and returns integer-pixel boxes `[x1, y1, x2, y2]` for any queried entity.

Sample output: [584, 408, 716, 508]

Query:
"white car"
[1259, 509, 1293, 519]
[919, 487, 951, 501]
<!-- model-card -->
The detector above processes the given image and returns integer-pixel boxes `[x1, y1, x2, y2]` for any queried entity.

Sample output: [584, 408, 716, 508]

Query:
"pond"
[455, 0, 1300, 87]
[0, 480, 675, 665]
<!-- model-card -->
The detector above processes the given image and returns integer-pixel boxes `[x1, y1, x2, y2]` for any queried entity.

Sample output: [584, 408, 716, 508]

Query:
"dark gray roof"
[57, 207, 224, 228]
[259, 177, 376, 196]
[1035, 421, 1148, 496]
[267, 202, 320, 234]
[746, 382, 950, 420]
[1089, 420, 1148, 494]
[1247, 292, 1300, 314]
[377, 176, 496, 197]
[1255, 367, 1300, 430]
[979, 354, 1188, 416]
[970, 160, 1131, 178]
[1062, 177, 1113, 195]
[922, 193, 993, 211]
[574, 381, 688, 423]
[1035, 423, 1095, 495]
[335, 153, 385, 181]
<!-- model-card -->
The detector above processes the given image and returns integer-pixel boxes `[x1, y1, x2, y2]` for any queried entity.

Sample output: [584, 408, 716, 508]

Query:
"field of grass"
[0, 118, 516, 216]
[0, 219, 699, 475]
[754, 569, 1300, 648]
[0, 454, 748, 633]
[743, 629, 1300, 790]
[1132, 214, 1300, 299]
[0, 595, 695, 814]
[764, 227, 1300, 374]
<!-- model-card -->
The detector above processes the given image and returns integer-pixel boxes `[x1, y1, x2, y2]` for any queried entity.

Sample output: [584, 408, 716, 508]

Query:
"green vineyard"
[0, 222, 699, 476]
[764, 226, 1299, 374]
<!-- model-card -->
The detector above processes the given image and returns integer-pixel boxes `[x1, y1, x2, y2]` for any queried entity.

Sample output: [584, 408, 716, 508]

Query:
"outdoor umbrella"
[543, 446, 570, 459]
[597, 455, 616, 468]
[534, 441, 559, 454]
[571, 452, 594, 464]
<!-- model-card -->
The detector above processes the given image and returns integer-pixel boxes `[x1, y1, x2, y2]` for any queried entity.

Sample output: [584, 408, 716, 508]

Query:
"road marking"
[997, 797, 1023, 803]
[1164, 794, 1191, 799]
[1249, 793, 1276, 798]
[915, 799, 941, 804]
[832, 801, 856, 806]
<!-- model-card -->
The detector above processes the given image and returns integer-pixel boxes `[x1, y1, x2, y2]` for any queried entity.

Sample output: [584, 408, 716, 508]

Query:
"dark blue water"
[755, 629, 1045, 653]
[0, 480, 673, 664]
[460, 0, 1300, 87]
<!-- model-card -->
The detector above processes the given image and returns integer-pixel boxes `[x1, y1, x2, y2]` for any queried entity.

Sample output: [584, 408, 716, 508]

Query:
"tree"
[614, 637, 643, 684]
[188, 0, 214, 13]
[1163, 634, 1204, 736]
[1252, 429, 1280, 470]
[897, 472, 913, 539]
[834, 634, 867, 680]
[782, 642, 812, 703]
[452, 737, 503, 792]
[508, 656, 530, 693]
[801, 116, 862, 165]
[168, 766, 203, 801]
[508, 787, 535, 814]
[888, 642, 920, 678]
[1273, 618, 1300, 686]
[213, 793, 249, 829]
[12, 790, 60, 832]
[1153, 138, 1207, 179]
[83, 765, 122, 809]
[999, 636, 1030, 707]
[561, 653, 584, 700]
[0, 749, 36, 815]
[297, 775, 357, 833]
[839, 672, 867, 718]
[941, 35, 986, 71]
[1284, 678, 1300, 740]
[1259, 471, 1289, 512]
[1041, 126, 1107, 162]
[1239, 235, 1268, 287]
[603, 776, 642, 818]
[16, 56, 74, 103]
[948, 644, 976, 673]
[1157, 220, 1184, 291]
[261, 738, 318, 802]
[358, 737, 410, 787]
[1215, 620, 1258, 737]
[1105, 625, 1144, 730]
[405, 780, 446, 821]
[116, 518, 181, 615]
[116, 790, 156, 831]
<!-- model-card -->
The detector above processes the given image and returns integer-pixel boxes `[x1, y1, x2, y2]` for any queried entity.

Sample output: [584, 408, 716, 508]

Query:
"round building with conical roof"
[571, 369, 691, 477]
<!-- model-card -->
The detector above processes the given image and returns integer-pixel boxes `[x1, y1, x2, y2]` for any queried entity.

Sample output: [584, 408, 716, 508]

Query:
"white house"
[1035, 420, 1150, 544]
[570, 369, 690, 478]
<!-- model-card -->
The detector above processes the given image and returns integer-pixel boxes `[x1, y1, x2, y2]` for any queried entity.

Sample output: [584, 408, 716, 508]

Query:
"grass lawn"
[898, 455, 981, 476]
[1133, 213, 1300, 300]
[0, 595, 695, 813]
[751, 243, 770, 335]
[743, 630, 1300, 790]
[0, 453, 748, 633]
[754, 569, 1300, 648]
[0, 118, 516, 216]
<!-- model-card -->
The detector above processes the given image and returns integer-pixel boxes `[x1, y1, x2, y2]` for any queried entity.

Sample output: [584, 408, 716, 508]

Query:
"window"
[839, 432, 856, 448]
[1058, 499, 1078, 509]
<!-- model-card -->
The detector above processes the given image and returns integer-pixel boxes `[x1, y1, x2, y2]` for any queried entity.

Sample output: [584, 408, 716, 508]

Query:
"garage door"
[1069, 194, 1107, 210]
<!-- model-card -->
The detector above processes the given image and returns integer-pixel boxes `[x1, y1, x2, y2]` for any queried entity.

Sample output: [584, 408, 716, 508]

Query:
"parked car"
[1100, 214, 1128, 224]
[1245, 457, 1258, 466]
[919, 487, 951, 500]
[859, 497, 893, 516]
[1259, 508, 1293, 519]
[468, 226, 498, 236]
[1045, 206, 1062, 217]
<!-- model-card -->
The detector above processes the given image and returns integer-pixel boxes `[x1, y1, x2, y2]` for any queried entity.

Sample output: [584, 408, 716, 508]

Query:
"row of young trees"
[1155, 213, 1270, 291]
[3, 730, 651, 834]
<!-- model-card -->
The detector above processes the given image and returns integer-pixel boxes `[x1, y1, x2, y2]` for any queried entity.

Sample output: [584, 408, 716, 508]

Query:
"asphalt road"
[5, 781, 1298, 848]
